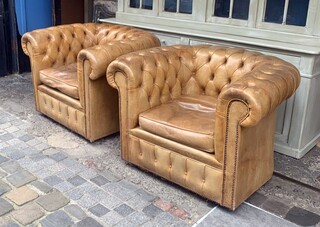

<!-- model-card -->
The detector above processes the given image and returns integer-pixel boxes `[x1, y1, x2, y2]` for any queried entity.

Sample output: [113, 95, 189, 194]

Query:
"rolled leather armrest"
[79, 36, 160, 81]
[217, 60, 300, 127]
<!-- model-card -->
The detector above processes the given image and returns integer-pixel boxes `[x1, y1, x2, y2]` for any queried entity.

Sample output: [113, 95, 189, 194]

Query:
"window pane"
[214, 0, 230, 18]
[286, 0, 309, 26]
[264, 0, 285, 24]
[179, 0, 192, 14]
[130, 0, 140, 8]
[232, 0, 250, 20]
[142, 0, 153, 10]
[164, 0, 177, 12]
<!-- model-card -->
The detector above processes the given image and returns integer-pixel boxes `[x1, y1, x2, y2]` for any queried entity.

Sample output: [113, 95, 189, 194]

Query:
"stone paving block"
[153, 211, 180, 225]
[126, 195, 150, 211]
[56, 169, 76, 180]
[40, 218, 56, 227]
[0, 133, 14, 142]
[75, 217, 104, 227]
[25, 163, 44, 173]
[103, 182, 136, 201]
[102, 210, 124, 226]
[68, 163, 88, 174]
[43, 148, 59, 156]
[11, 203, 44, 225]
[6, 138, 23, 146]
[47, 163, 66, 173]
[169, 207, 190, 220]
[142, 204, 163, 218]
[29, 153, 46, 161]
[0, 122, 11, 130]
[0, 198, 14, 216]
[154, 199, 174, 211]
[68, 175, 86, 186]
[6, 186, 39, 205]
[118, 180, 140, 192]
[0, 170, 7, 178]
[285, 206, 320, 226]
[114, 204, 135, 217]
[60, 158, 78, 167]
[36, 158, 56, 168]
[126, 212, 152, 225]
[50, 152, 68, 162]
[135, 188, 159, 202]
[6, 150, 25, 160]
[261, 199, 291, 217]
[6, 169, 36, 187]
[16, 157, 33, 167]
[100, 170, 121, 182]
[77, 194, 97, 209]
[18, 134, 34, 142]
[26, 138, 42, 146]
[66, 188, 86, 201]
[36, 191, 70, 211]
[34, 168, 54, 179]
[0, 180, 11, 196]
[89, 188, 108, 201]
[78, 169, 97, 180]
[35, 143, 50, 151]
[30, 181, 53, 194]
[90, 175, 110, 186]
[100, 194, 122, 210]
[21, 147, 38, 156]
[6, 126, 19, 133]
[114, 219, 135, 227]
[89, 204, 110, 217]
[0, 155, 9, 164]
[43, 210, 74, 226]
[0, 160, 22, 174]
[43, 175, 63, 186]
[64, 204, 87, 220]
[55, 181, 75, 192]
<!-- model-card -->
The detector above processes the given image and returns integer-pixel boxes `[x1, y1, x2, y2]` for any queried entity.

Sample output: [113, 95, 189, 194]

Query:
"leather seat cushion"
[139, 95, 216, 153]
[39, 63, 79, 99]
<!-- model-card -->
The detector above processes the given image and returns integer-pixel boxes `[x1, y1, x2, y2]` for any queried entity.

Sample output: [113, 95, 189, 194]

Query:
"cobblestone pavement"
[0, 108, 195, 226]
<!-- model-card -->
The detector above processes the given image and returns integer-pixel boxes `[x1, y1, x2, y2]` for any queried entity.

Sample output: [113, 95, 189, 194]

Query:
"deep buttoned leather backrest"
[22, 23, 157, 70]
[138, 45, 279, 99]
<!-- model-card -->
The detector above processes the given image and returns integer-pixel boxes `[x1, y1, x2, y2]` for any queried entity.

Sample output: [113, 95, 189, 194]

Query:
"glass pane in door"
[214, 0, 230, 18]
[179, 0, 192, 14]
[232, 0, 250, 20]
[142, 0, 153, 10]
[130, 0, 140, 8]
[286, 0, 309, 26]
[164, 0, 177, 12]
[264, 0, 285, 24]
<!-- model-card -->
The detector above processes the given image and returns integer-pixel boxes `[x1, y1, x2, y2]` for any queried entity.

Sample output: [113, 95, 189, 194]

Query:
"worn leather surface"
[139, 95, 216, 153]
[22, 23, 160, 141]
[40, 63, 79, 99]
[107, 45, 300, 210]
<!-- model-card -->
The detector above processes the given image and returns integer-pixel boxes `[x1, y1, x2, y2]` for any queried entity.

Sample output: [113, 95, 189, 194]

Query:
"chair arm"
[78, 36, 160, 81]
[217, 61, 300, 127]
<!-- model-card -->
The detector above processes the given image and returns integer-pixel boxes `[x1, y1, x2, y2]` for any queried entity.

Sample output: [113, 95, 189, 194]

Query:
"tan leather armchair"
[107, 45, 300, 210]
[22, 23, 160, 141]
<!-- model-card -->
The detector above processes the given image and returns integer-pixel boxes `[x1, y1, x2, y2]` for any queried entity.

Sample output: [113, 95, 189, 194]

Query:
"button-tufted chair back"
[132, 45, 276, 102]
[22, 23, 155, 70]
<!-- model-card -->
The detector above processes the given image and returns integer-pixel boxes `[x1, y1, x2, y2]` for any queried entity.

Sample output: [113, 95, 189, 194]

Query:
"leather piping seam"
[221, 99, 248, 209]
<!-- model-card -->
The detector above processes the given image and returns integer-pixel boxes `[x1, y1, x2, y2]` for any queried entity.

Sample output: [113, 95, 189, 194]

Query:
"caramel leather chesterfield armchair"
[107, 45, 300, 210]
[22, 23, 160, 141]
